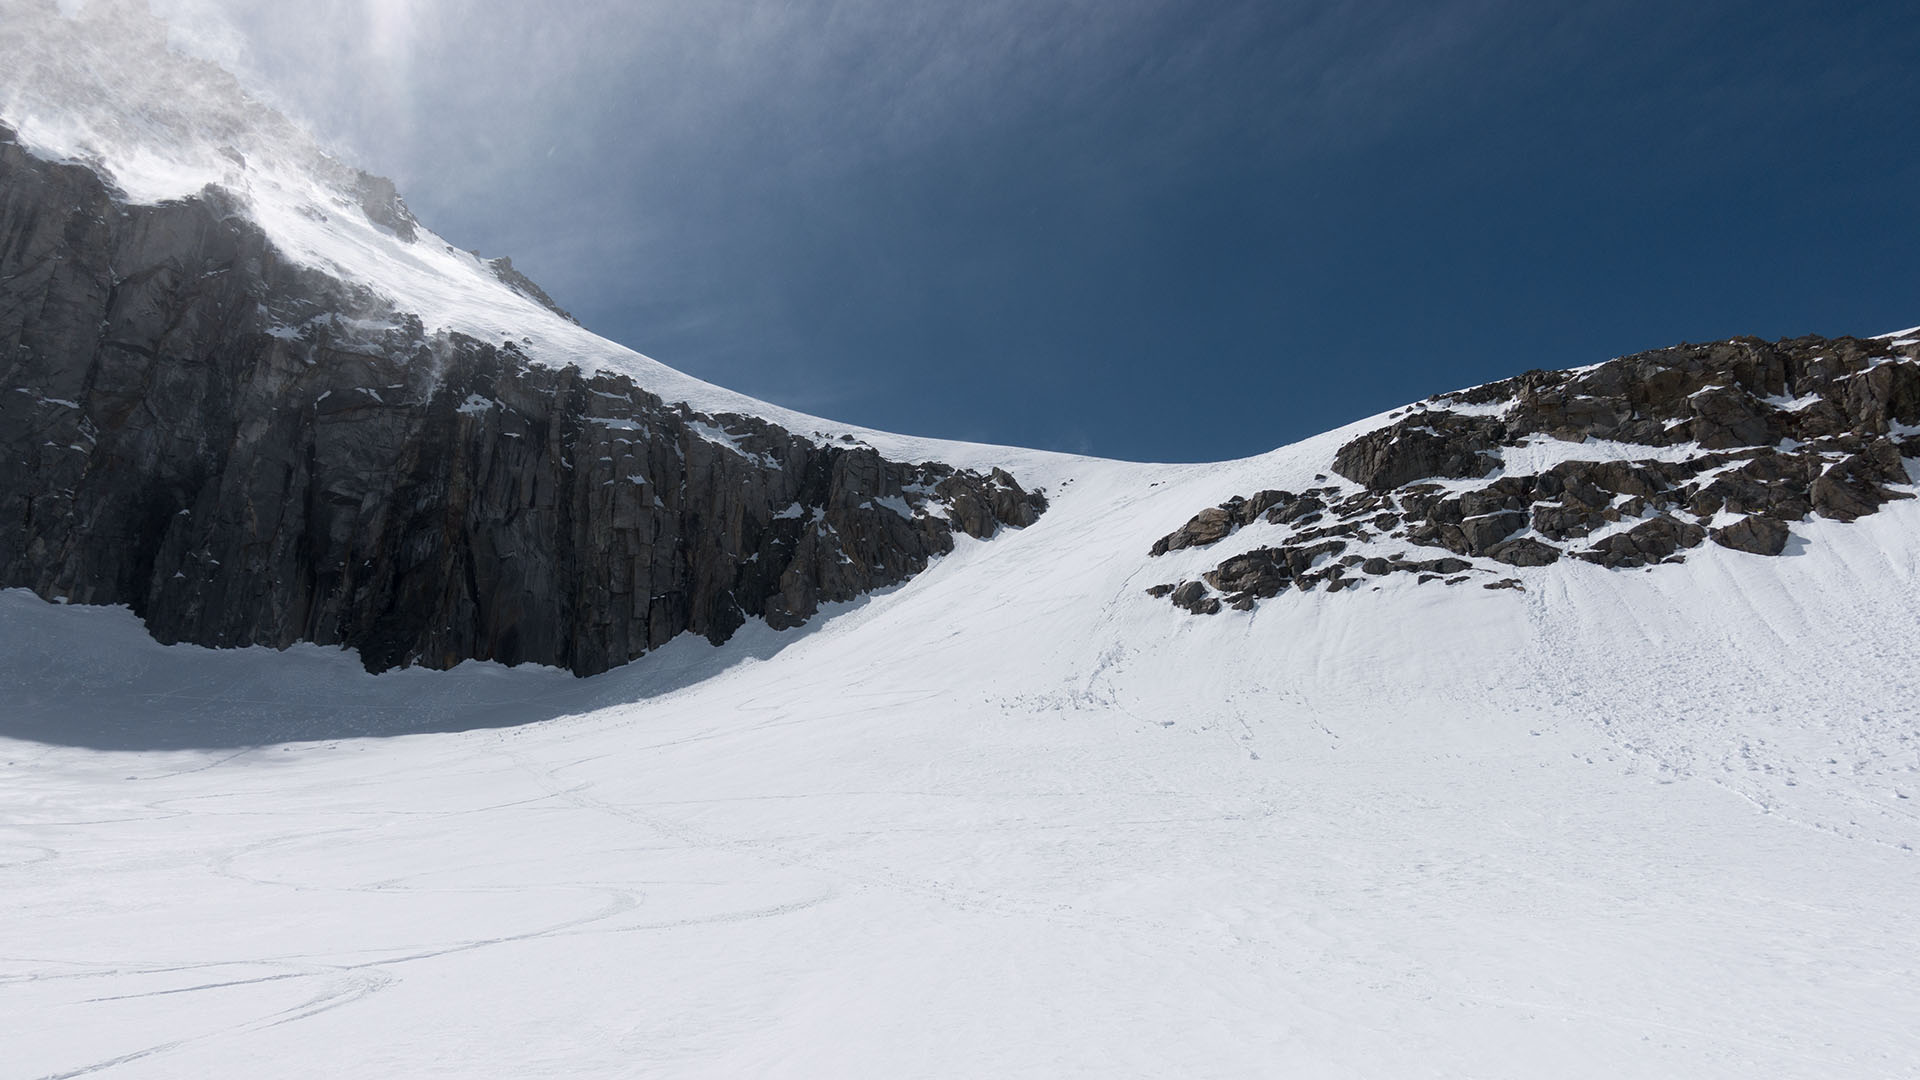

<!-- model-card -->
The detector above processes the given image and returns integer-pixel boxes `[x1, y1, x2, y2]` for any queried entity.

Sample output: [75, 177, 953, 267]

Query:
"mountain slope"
[2, 5, 1918, 1078]
[5, 421, 1918, 1077]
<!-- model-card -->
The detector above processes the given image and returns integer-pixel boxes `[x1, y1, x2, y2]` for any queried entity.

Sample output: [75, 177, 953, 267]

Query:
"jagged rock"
[1531, 504, 1604, 541]
[1397, 485, 1445, 518]
[1447, 367, 1569, 406]
[1170, 580, 1221, 615]
[1685, 451, 1820, 521]
[1710, 515, 1790, 556]
[989, 469, 1046, 528]
[351, 171, 420, 242]
[1151, 307, 1915, 616]
[1230, 490, 1292, 525]
[1811, 439, 1914, 521]
[1556, 460, 1666, 498]
[1458, 487, 1526, 517]
[485, 256, 579, 324]
[1203, 550, 1291, 598]
[0, 129, 1044, 675]
[1486, 538, 1560, 567]
[1578, 516, 1707, 569]
[937, 468, 1047, 539]
[1838, 360, 1920, 431]
[1459, 510, 1528, 555]
[1151, 506, 1235, 556]
[1150, 489, 1300, 556]
[1688, 385, 1775, 448]
[1331, 412, 1504, 491]
[1266, 494, 1325, 524]
[1285, 540, 1348, 578]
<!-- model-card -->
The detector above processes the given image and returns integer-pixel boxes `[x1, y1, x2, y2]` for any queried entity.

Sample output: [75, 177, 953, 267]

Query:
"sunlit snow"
[2, 4, 1918, 1077]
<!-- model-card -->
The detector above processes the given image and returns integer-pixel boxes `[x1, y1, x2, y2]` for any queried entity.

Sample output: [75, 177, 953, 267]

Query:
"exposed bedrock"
[0, 126, 1044, 673]
[1148, 333, 1920, 613]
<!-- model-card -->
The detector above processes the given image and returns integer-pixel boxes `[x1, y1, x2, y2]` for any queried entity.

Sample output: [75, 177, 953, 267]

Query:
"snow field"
[4, 441, 1917, 1078]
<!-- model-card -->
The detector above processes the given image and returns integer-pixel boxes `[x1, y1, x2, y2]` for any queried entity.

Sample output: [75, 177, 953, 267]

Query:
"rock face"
[484, 255, 580, 324]
[1148, 335, 1920, 613]
[0, 126, 1045, 674]
[1331, 412, 1504, 492]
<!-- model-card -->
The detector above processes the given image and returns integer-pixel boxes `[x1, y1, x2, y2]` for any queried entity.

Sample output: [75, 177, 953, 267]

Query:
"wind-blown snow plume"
[0, 0, 335, 202]
[0, 0, 905, 443]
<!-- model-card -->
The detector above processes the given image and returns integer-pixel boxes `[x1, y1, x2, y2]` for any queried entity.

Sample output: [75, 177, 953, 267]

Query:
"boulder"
[1459, 510, 1527, 555]
[1203, 549, 1292, 598]
[1811, 439, 1914, 521]
[1170, 580, 1221, 615]
[1578, 515, 1707, 568]
[1486, 538, 1561, 567]
[1710, 515, 1790, 556]
[1531, 504, 1603, 541]
[1150, 505, 1235, 556]
[1229, 490, 1292, 525]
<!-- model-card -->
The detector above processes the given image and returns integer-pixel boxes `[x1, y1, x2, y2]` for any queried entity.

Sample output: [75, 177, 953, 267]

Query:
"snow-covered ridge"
[0, 1, 1096, 479]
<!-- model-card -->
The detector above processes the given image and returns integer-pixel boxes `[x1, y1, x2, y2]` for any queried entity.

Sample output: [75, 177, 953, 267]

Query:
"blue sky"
[164, 0, 1919, 460]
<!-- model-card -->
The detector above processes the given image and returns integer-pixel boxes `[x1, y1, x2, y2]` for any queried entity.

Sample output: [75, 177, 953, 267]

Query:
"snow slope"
[4, 429, 1918, 1078]
[4, 7, 1920, 1077]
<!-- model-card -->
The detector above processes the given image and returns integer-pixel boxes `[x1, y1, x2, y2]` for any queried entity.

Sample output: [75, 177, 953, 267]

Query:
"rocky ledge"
[0, 125, 1044, 674]
[1148, 334, 1920, 614]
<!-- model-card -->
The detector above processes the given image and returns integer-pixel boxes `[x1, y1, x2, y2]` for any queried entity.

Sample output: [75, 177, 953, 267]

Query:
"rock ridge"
[1149, 334, 1920, 613]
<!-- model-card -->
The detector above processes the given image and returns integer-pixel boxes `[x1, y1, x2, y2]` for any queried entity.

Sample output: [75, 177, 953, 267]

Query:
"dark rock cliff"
[1148, 334, 1920, 612]
[0, 125, 1045, 674]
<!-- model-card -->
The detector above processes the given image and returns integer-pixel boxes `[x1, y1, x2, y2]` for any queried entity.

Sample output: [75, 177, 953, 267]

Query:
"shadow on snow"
[0, 588, 865, 750]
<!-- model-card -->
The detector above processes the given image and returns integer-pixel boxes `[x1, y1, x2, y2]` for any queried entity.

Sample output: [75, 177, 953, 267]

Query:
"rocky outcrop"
[484, 255, 580, 324]
[350, 171, 420, 242]
[0, 125, 1044, 673]
[1148, 334, 1919, 614]
[1711, 514, 1789, 556]
[1148, 490, 1290, 556]
[1330, 412, 1504, 491]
